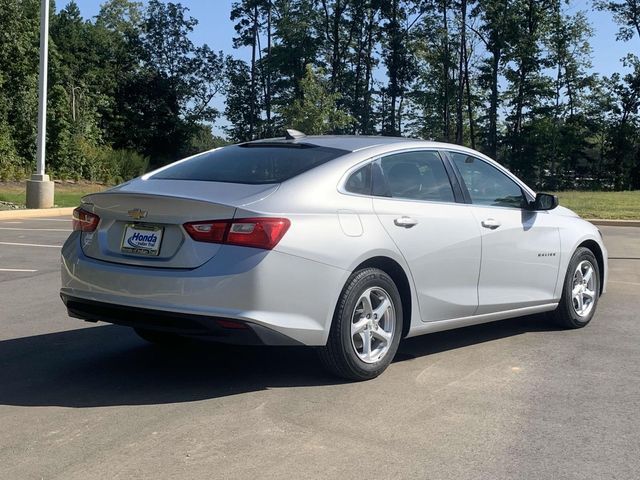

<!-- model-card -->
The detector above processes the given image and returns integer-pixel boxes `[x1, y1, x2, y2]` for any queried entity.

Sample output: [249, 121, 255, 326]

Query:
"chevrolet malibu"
[61, 133, 607, 380]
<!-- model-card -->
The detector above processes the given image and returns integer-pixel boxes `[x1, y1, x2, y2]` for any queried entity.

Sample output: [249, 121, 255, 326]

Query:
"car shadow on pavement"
[0, 314, 559, 408]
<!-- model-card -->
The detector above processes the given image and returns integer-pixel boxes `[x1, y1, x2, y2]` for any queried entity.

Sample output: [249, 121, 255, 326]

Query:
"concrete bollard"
[26, 174, 55, 209]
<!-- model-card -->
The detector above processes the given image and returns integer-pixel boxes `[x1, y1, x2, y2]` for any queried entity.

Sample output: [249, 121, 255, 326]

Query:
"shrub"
[88, 147, 149, 185]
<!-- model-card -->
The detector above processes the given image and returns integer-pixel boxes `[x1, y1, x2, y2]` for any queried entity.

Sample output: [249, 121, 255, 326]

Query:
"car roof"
[246, 135, 537, 199]
[245, 135, 422, 152]
[244, 135, 497, 159]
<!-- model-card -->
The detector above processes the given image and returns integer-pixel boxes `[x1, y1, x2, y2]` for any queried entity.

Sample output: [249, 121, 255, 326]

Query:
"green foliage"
[1, 0, 639, 192]
[224, 57, 263, 142]
[0, 0, 228, 183]
[280, 65, 352, 135]
[88, 147, 149, 184]
[594, 0, 640, 41]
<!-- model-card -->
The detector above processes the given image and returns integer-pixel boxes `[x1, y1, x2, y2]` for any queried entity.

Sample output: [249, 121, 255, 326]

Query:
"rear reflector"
[72, 207, 100, 232]
[183, 217, 290, 250]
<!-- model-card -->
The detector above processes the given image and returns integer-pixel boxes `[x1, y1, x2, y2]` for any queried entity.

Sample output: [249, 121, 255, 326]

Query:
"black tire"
[550, 247, 600, 329]
[318, 268, 403, 381]
[134, 327, 181, 345]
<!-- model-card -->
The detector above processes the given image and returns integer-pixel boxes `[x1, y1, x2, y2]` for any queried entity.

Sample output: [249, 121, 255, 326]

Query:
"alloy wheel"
[571, 260, 597, 318]
[350, 287, 396, 364]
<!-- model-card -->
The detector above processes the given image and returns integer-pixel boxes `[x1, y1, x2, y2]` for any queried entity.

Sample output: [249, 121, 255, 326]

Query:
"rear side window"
[152, 143, 348, 184]
[374, 151, 455, 202]
[345, 164, 372, 195]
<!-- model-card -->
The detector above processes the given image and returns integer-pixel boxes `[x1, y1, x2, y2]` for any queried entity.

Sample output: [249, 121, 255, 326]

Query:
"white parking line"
[28, 218, 71, 222]
[0, 268, 38, 272]
[0, 227, 71, 232]
[0, 242, 61, 248]
[1, 221, 23, 224]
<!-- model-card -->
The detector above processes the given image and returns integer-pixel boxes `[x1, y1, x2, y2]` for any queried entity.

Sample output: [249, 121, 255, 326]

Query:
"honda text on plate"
[61, 132, 607, 380]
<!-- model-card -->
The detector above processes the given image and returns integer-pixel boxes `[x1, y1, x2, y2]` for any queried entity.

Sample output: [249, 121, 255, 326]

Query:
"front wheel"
[550, 247, 600, 329]
[319, 268, 403, 381]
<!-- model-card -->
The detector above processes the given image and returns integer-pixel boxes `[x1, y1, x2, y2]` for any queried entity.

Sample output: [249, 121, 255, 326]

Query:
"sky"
[60, 0, 633, 75]
[57, 0, 635, 133]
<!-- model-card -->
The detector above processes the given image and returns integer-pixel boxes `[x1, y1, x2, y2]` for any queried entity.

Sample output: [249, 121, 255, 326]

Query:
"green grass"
[0, 182, 106, 208]
[553, 191, 640, 220]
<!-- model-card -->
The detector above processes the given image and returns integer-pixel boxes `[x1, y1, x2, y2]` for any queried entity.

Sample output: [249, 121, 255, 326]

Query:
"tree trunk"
[265, 0, 272, 136]
[362, 4, 375, 134]
[488, 49, 499, 158]
[249, 3, 258, 139]
[388, 0, 399, 135]
[455, 0, 466, 144]
[442, 0, 450, 141]
[463, 32, 475, 149]
[353, 12, 365, 134]
[331, 0, 342, 91]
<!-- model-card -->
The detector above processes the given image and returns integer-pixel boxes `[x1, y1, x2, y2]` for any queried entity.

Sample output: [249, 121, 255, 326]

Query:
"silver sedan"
[61, 133, 607, 380]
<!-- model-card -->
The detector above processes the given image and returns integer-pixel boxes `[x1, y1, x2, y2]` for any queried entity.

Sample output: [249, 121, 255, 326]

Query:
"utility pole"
[26, 0, 54, 209]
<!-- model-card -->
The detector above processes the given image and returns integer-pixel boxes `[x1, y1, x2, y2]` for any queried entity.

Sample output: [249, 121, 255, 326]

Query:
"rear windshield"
[151, 143, 348, 184]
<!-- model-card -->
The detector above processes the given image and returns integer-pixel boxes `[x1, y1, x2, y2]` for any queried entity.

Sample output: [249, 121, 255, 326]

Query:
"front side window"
[374, 151, 455, 202]
[450, 152, 526, 209]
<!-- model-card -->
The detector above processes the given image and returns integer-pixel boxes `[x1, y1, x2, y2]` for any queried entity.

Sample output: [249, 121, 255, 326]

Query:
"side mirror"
[531, 193, 558, 211]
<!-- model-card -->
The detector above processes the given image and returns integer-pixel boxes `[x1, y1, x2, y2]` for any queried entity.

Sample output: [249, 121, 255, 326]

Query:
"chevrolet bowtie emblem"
[127, 208, 148, 220]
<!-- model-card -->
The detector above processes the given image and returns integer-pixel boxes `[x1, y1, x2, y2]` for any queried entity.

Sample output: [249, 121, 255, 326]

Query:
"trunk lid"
[79, 179, 278, 269]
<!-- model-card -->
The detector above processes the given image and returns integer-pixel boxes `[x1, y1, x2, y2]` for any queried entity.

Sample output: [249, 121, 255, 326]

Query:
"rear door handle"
[394, 216, 418, 228]
[481, 218, 501, 229]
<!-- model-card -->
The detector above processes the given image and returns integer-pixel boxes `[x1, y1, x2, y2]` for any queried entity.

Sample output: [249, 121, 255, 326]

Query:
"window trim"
[446, 151, 535, 210]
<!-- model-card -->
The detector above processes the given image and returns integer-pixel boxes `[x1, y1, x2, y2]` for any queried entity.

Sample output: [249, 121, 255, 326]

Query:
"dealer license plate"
[121, 224, 164, 256]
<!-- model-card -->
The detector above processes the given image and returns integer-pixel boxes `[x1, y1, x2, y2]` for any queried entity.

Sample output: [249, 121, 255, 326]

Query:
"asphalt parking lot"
[0, 216, 638, 480]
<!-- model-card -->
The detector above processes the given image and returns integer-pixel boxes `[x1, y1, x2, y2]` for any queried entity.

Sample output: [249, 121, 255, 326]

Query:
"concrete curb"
[0, 207, 75, 220]
[587, 219, 640, 227]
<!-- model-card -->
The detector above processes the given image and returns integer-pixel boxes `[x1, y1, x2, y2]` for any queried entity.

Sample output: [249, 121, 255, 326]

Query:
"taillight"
[183, 217, 290, 250]
[227, 218, 290, 249]
[183, 220, 229, 243]
[72, 207, 100, 232]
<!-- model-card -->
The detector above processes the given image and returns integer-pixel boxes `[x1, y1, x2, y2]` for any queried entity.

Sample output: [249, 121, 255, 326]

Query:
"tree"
[231, 0, 270, 139]
[502, 0, 555, 182]
[604, 56, 640, 189]
[595, 0, 640, 41]
[224, 57, 263, 142]
[544, 5, 595, 188]
[0, 0, 40, 177]
[471, 0, 517, 158]
[118, 0, 227, 165]
[281, 64, 352, 134]
[379, 0, 417, 136]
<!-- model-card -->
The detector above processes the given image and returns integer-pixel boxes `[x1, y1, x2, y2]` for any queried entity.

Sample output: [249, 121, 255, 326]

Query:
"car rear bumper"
[61, 233, 349, 346]
[61, 294, 303, 345]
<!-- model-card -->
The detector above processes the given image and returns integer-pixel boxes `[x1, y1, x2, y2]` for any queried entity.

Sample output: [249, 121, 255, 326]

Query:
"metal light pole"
[26, 0, 54, 209]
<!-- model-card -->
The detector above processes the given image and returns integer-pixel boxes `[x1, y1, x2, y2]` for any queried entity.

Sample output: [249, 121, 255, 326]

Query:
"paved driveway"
[0, 218, 638, 480]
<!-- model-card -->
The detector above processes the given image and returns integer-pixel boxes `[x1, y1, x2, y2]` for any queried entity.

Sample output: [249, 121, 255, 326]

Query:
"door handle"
[481, 218, 501, 229]
[394, 216, 418, 228]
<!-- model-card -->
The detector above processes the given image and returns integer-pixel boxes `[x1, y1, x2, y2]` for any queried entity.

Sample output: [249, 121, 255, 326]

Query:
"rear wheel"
[550, 247, 600, 329]
[134, 327, 181, 345]
[319, 268, 403, 381]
